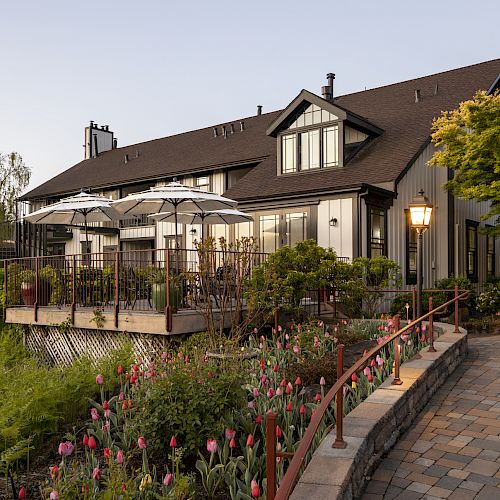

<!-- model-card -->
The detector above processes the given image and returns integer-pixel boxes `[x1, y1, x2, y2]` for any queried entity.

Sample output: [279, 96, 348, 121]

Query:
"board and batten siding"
[317, 197, 354, 260]
[388, 141, 499, 287]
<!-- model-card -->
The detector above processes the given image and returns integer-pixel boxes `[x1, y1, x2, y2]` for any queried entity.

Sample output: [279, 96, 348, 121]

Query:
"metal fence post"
[34, 257, 39, 322]
[332, 344, 347, 448]
[454, 284, 460, 333]
[428, 296, 436, 352]
[392, 315, 403, 385]
[266, 411, 277, 500]
[412, 286, 416, 322]
[165, 249, 172, 332]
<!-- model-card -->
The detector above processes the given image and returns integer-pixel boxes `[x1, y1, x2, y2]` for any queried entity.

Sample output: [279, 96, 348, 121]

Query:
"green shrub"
[477, 282, 500, 316]
[138, 362, 246, 455]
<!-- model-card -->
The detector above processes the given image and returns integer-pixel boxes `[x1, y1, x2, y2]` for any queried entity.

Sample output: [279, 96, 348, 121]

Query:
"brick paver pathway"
[362, 336, 500, 500]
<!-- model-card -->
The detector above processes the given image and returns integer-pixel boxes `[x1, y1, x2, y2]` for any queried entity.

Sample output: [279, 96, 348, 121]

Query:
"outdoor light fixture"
[189, 228, 197, 235]
[408, 189, 433, 319]
[409, 190, 433, 231]
[329, 217, 338, 227]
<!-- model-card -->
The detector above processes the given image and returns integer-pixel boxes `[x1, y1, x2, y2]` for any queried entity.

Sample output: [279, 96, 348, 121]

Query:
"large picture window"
[466, 220, 478, 282]
[280, 108, 339, 174]
[367, 206, 387, 258]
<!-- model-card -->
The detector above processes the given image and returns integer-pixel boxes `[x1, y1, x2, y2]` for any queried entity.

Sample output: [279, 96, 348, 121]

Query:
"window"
[486, 229, 496, 278]
[367, 207, 386, 257]
[258, 210, 309, 253]
[195, 175, 210, 191]
[466, 220, 478, 281]
[405, 210, 417, 284]
[280, 103, 339, 174]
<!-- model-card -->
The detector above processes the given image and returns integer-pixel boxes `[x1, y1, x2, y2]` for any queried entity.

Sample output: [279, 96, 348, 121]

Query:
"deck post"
[392, 315, 403, 385]
[34, 257, 39, 322]
[71, 255, 76, 324]
[114, 252, 119, 328]
[165, 249, 172, 332]
[3, 260, 7, 321]
[412, 286, 416, 322]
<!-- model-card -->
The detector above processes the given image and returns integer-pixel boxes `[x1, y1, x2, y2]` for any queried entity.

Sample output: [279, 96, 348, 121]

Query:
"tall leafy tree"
[429, 91, 500, 235]
[0, 152, 31, 223]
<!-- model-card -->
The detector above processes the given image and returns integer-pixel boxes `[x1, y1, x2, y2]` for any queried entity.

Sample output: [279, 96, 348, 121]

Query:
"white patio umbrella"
[112, 180, 238, 272]
[149, 208, 253, 240]
[24, 192, 122, 248]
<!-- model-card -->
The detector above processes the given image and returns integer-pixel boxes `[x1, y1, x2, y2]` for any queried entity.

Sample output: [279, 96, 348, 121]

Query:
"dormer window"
[280, 104, 340, 174]
[267, 90, 384, 177]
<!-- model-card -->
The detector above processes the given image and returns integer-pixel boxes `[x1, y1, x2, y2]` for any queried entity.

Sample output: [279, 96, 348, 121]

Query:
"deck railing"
[2, 248, 268, 329]
[266, 287, 468, 499]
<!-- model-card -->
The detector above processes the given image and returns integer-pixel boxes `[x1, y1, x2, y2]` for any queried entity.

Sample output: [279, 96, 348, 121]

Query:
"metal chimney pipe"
[257, 105, 262, 116]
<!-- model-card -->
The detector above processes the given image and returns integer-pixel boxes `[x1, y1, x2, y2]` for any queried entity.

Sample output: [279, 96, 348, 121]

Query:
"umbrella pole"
[84, 215, 89, 254]
[174, 207, 180, 275]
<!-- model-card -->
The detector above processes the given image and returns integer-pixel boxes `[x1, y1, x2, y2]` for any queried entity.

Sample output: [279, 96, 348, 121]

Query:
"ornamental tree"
[429, 91, 500, 235]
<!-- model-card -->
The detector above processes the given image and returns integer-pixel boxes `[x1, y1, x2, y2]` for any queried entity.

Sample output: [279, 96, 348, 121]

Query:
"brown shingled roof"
[22, 59, 500, 203]
[225, 58, 500, 201]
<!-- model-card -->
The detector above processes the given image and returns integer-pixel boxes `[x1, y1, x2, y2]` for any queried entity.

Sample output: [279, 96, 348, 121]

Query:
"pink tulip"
[252, 387, 260, 397]
[293, 344, 300, 354]
[92, 467, 101, 480]
[104, 409, 111, 418]
[58, 441, 74, 457]
[225, 428, 236, 440]
[319, 376, 326, 386]
[276, 341, 282, 349]
[91, 408, 99, 420]
[138, 436, 147, 449]
[247, 400, 255, 409]
[251, 480, 260, 498]
[164, 473, 173, 486]
[285, 384, 292, 395]
[116, 449, 124, 463]
[207, 439, 218, 454]
[363, 367, 371, 377]
[422, 324, 427, 332]
[50, 491, 59, 500]
[119, 391, 125, 401]
[276, 388, 283, 396]
[267, 388, 275, 398]
[95, 374, 104, 385]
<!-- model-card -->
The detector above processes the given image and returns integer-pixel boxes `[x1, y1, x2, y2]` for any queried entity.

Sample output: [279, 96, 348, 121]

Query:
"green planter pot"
[151, 283, 180, 313]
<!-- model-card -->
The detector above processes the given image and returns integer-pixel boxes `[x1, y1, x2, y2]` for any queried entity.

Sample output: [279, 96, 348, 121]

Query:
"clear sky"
[1, 0, 498, 194]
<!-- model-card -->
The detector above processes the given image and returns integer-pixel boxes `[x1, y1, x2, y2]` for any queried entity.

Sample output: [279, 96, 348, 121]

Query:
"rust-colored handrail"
[271, 290, 469, 500]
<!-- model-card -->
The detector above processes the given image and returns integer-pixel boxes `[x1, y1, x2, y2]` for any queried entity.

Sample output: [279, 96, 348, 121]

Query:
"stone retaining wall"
[290, 323, 468, 500]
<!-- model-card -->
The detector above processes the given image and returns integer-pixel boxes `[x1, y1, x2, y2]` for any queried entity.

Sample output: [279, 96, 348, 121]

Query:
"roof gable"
[266, 89, 383, 137]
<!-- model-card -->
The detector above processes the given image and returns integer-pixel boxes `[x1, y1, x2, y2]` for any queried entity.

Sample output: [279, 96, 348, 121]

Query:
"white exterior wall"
[317, 198, 354, 259]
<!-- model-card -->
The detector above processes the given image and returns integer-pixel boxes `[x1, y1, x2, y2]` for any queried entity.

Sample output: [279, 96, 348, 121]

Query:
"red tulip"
[92, 467, 101, 480]
[351, 373, 358, 383]
[368, 373, 374, 382]
[255, 414, 262, 425]
[18, 487, 26, 499]
[295, 377, 301, 386]
[280, 379, 287, 387]
[276, 425, 282, 439]
[50, 465, 59, 479]
[83, 434, 89, 446]
[116, 449, 124, 463]
[315, 393, 321, 402]
[300, 404, 306, 415]
[103, 447, 111, 459]
[251, 480, 260, 498]
[169, 436, 177, 448]
[246, 434, 254, 447]
[88, 436, 97, 450]
[229, 438, 236, 449]
[273, 364, 279, 372]
[103, 401, 109, 410]
[117, 365, 123, 375]
[286, 401, 293, 412]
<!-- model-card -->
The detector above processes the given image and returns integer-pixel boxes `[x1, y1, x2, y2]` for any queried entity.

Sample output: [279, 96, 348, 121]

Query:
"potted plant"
[148, 268, 181, 313]
[19, 269, 36, 306]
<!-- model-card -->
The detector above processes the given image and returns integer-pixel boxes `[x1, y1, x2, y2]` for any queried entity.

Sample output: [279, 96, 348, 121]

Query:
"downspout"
[358, 188, 369, 258]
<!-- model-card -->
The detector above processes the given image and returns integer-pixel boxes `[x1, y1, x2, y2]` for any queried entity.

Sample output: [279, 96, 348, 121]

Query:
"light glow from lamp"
[409, 190, 433, 231]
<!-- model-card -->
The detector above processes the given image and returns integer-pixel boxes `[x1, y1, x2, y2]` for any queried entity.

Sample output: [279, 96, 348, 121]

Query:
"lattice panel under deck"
[25, 325, 169, 366]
